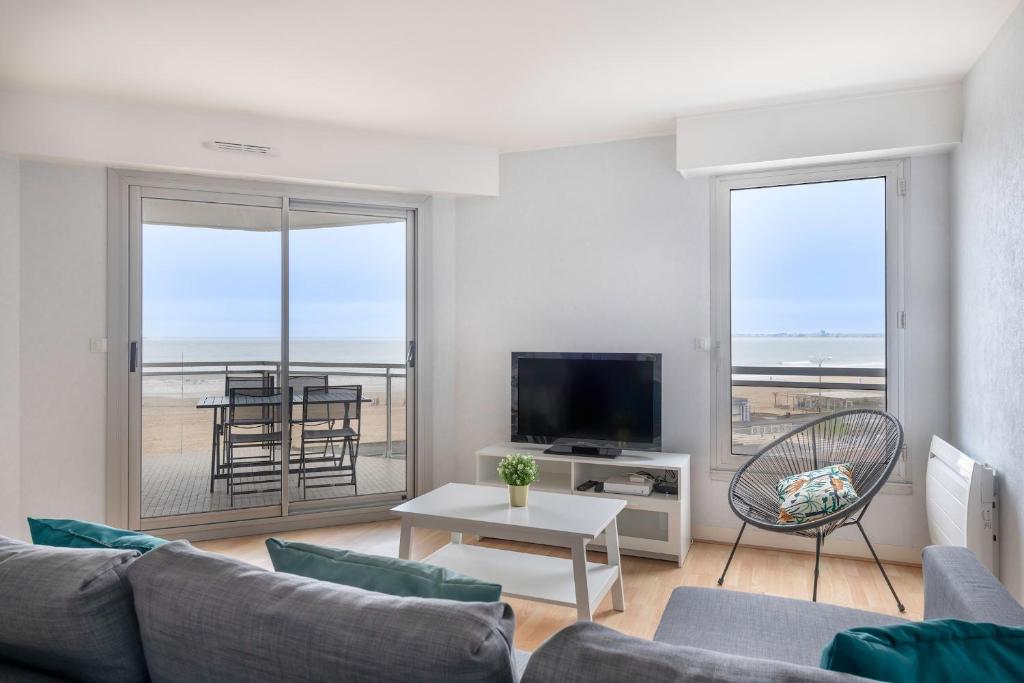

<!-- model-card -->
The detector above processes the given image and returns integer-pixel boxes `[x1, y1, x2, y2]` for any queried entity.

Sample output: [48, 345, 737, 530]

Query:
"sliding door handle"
[407, 340, 416, 369]
[129, 341, 139, 373]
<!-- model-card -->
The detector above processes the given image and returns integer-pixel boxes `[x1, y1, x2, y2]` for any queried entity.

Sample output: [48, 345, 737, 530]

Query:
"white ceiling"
[0, 0, 1017, 152]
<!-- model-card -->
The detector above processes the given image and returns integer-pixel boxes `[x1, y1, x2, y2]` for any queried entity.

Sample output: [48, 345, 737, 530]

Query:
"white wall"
[454, 135, 950, 560]
[952, 3, 1024, 597]
[427, 197, 459, 490]
[0, 89, 499, 197]
[18, 161, 108, 533]
[0, 156, 20, 538]
[415, 195, 459, 493]
[676, 85, 962, 177]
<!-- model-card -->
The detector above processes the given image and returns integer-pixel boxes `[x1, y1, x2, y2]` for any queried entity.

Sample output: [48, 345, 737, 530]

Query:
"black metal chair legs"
[717, 523, 905, 612]
[717, 522, 746, 586]
[812, 533, 821, 602]
[856, 521, 906, 612]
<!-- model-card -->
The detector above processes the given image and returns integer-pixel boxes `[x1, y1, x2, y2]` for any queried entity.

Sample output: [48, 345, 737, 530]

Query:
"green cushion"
[821, 619, 1024, 683]
[265, 538, 502, 602]
[28, 518, 168, 554]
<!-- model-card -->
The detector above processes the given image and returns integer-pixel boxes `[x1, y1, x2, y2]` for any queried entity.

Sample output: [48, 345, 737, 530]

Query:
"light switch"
[90, 338, 108, 353]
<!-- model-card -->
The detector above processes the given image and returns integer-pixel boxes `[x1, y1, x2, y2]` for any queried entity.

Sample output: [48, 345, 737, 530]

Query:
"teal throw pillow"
[265, 538, 502, 602]
[821, 619, 1024, 683]
[28, 518, 168, 554]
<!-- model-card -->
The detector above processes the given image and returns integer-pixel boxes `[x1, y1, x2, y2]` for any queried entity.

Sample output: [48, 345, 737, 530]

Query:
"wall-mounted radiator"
[926, 435, 998, 574]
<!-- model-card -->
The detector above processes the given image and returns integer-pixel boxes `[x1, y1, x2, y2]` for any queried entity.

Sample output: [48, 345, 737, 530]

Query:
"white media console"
[475, 443, 691, 565]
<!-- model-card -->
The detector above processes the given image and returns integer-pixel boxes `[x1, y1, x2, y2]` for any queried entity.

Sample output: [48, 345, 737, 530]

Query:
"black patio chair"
[717, 408, 906, 611]
[287, 373, 328, 434]
[288, 373, 329, 395]
[209, 371, 275, 492]
[225, 386, 287, 502]
[293, 385, 361, 496]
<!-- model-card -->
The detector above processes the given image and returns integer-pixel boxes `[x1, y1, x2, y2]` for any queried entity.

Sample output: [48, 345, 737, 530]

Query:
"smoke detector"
[203, 140, 275, 156]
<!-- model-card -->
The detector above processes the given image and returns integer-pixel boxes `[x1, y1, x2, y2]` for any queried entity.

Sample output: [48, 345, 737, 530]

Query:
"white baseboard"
[694, 524, 923, 565]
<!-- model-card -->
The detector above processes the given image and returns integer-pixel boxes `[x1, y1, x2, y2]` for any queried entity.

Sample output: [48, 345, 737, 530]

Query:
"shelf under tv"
[475, 443, 691, 565]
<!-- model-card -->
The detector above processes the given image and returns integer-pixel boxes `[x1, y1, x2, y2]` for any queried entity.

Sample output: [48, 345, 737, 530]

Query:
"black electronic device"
[511, 352, 662, 458]
[653, 482, 678, 496]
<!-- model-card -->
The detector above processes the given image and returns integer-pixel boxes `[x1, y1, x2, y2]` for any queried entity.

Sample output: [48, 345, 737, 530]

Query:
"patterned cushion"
[777, 464, 858, 524]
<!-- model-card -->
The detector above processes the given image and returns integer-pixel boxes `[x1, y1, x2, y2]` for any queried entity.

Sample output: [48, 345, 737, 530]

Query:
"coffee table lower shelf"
[423, 543, 620, 614]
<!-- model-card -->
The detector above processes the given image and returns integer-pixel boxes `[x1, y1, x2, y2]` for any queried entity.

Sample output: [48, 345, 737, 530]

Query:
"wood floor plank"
[197, 518, 923, 651]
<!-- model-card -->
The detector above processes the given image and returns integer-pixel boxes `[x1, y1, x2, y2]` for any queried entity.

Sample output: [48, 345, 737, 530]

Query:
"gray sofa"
[523, 545, 1024, 682]
[0, 537, 1020, 683]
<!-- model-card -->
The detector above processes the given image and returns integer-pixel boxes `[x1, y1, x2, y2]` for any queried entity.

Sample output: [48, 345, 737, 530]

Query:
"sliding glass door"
[136, 196, 283, 523]
[287, 202, 411, 511]
[126, 185, 415, 531]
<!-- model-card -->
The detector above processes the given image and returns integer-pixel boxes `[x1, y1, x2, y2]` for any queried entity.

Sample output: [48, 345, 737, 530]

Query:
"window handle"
[129, 341, 139, 373]
[407, 340, 416, 369]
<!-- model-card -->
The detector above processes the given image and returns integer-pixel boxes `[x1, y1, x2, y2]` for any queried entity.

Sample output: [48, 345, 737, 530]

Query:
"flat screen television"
[511, 352, 661, 457]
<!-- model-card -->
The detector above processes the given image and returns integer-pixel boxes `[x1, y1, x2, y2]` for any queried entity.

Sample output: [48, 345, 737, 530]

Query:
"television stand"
[543, 444, 620, 458]
[475, 443, 691, 566]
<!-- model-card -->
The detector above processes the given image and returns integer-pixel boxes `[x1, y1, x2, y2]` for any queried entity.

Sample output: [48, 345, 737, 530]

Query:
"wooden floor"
[197, 519, 923, 652]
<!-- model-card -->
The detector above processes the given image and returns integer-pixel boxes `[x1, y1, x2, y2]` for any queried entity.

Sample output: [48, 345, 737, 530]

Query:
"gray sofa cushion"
[923, 545, 1024, 625]
[126, 541, 518, 683]
[654, 587, 906, 668]
[0, 660, 74, 682]
[522, 622, 869, 682]
[0, 536, 149, 682]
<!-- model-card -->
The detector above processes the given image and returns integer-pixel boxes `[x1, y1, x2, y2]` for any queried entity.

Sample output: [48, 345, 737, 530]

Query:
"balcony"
[730, 365, 886, 455]
[141, 360, 408, 519]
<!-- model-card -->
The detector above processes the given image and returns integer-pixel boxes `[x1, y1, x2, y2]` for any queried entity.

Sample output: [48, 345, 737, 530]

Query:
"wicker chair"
[717, 408, 906, 611]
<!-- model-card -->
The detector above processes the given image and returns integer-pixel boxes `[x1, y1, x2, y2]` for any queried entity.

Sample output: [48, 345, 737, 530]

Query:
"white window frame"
[709, 160, 909, 487]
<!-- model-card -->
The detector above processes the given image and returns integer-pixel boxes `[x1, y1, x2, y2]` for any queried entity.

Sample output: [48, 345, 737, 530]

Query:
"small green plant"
[496, 453, 539, 487]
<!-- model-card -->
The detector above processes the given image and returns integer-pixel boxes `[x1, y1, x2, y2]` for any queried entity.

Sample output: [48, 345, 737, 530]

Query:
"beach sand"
[731, 376, 885, 451]
[142, 386, 405, 457]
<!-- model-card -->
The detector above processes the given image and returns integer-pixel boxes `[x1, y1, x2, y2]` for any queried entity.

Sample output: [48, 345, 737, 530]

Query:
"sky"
[142, 215, 406, 340]
[142, 178, 883, 341]
[730, 177, 886, 336]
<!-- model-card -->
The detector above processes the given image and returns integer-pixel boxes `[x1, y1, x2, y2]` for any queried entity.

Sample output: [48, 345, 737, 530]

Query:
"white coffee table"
[392, 482, 627, 621]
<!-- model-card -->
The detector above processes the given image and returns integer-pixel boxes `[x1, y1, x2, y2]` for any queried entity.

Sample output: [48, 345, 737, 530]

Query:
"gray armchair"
[718, 409, 906, 611]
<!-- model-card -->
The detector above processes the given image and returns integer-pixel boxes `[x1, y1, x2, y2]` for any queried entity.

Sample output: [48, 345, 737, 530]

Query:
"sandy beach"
[142, 376, 406, 458]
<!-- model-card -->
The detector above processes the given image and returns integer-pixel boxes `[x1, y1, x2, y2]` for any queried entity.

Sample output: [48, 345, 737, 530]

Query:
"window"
[711, 161, 906, 478]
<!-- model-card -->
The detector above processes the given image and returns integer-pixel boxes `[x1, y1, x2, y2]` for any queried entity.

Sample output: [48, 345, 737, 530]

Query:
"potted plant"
[496, 453, 539, 507]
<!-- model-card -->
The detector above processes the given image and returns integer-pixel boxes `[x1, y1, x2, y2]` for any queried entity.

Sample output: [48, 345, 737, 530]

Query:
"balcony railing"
[731, 365, 886, 391]
[142, 359, 407, 458]
[729, 365, 886, 454]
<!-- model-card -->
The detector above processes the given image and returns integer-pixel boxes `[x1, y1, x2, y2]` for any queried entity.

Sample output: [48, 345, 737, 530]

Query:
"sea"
[732, 336, 884, 368]
[142, 338, 406, 399]
[143, 337, 406, 365]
